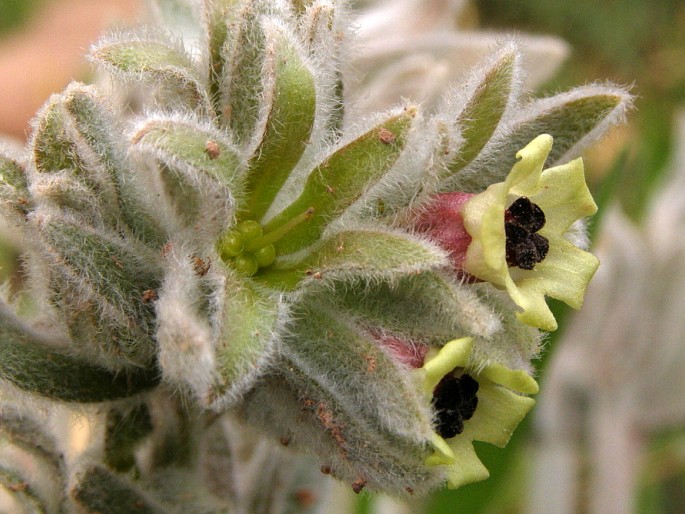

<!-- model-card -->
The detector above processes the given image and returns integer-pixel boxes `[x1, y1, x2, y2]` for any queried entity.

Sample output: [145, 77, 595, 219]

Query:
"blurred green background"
[0, 0, 43, 33]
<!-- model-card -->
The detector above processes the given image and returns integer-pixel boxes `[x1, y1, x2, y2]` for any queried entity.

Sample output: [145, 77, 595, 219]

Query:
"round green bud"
[254, 244, 276, 268]
[233, 254, 259, 276]
[237, 220, 263, 242]
[219, 231, 243, 259]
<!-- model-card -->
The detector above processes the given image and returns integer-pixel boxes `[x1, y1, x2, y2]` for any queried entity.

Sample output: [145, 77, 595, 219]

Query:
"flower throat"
[504, 197, 549, 270]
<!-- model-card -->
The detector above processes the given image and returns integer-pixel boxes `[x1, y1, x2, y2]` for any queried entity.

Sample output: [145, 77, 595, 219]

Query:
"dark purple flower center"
[505, 197, 549, 270]
[432, 373, 479, 439]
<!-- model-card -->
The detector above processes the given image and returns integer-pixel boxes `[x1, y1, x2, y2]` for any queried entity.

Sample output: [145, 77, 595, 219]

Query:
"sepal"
[456, 85, 633, 192]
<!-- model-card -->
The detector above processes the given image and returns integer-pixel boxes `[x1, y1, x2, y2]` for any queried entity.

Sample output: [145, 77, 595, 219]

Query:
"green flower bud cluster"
[0, 0, 631, 510]
[218, 220, 277, 275]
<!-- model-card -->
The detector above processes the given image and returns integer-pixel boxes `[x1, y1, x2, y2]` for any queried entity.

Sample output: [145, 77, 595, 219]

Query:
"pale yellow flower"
[462, 134, 599, 331]
[421, 337, 538, 488]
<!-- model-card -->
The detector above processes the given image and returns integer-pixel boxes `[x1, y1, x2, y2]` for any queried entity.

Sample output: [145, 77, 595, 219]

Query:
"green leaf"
[31, 94, 84, 174]
[221, 2, 267, 143]
[61, 84, 167, 245]
[238, 305, 442, 496]
[256, 228, 447, 290]
[241, 19, 317, 220]
[204, 0, 240, 114]
[263, 108, 416, 254]
[283, 302, 430, 438]
[39, 217, 161, 363]
[156, 258, 282, 410]
[212, 273, 284, 408]
[0, 405, 63, 472]
[323, 271, 498, 344]
[30, 85, 159, 236]
[90, 30, 211, 112]
[0, 303, 159, 402]
[0, 150, 31, 220]
[460, 87, 632, 193]
[513, 89, 630, 165]
[42, 218, 160, 323]
[71, 464, 166, 514]
[300, 1, 344, 139]
[132, 116, 243, 190]
[132, 115, 244, 234]
[104, 403, 153, 472]
[444, 47, 518, 178]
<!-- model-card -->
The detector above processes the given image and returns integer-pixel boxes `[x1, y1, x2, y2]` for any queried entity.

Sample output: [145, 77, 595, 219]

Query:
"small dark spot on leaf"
[141, 289, 158, 303]
[205, 140, 221, 159]
[378, 127, 396, 144]
[352, 478, 367, 494]
[192, 255, 211, 276]
[7, 481, 28, 492]
[295, 489, 316, 507]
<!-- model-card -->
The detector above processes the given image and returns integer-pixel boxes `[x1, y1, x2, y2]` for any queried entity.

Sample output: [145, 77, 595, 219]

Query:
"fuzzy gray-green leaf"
[205, 1, 236, 112]
[239, 303, 443, 496]
[0, 150, 31, 220]
[61, 84, 167, 244]
[104, 403, 154, 472]
[90, 30, 211, 112]
[132, 116, 243, 234]
[212, 272, 284, 409]
[457, 87, 632, 192]
[39, 216, 161, 363]
[221, 2, 267, 143]
[264, 108, 416, 254]
[155, 255, 282, 410]
[42, 218, 160, 322]
[325, 271, 500, 344]
[511, 88, 631, 166]
[283, 302, 431, 438]
[445, 47, 518, 178]
[256, 228, 446, 290]
[30, 87, 124, 228]
[71, 464, 166, 514]
[0, 404, 65, 513]
[300, 1, 344, 139]
[0, 303, 159, 402]
[31, 95, 81, 174]
[132, 116, 243, 190]
[241, 19, 317, 220]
